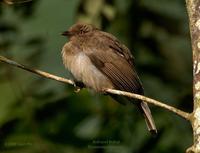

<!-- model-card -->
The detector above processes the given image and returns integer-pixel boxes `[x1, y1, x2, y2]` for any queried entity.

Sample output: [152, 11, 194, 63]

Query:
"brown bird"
[61, 23, 157, 134]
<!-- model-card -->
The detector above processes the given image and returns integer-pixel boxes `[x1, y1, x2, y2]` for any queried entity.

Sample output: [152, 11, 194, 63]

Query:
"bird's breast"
[62, 50, 113, 91]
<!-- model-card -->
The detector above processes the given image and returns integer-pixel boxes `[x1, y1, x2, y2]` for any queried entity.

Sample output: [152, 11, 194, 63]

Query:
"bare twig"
[2, 0, 33, 5]
[0, 55, 74, 85]
[105, 89, 191, 120]
[0, 55, 191, 120]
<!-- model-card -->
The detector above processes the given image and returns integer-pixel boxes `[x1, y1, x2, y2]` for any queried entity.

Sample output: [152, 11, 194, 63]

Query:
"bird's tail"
[111, 94, 157, 135]
[139, 101, 157, 135]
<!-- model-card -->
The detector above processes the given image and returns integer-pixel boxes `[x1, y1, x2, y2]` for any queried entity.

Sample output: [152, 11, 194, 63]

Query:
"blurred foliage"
[0, 0, 192, 153]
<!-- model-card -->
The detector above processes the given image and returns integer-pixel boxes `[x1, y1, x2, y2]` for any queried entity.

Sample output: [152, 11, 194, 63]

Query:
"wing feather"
[83, 31, 143, 95]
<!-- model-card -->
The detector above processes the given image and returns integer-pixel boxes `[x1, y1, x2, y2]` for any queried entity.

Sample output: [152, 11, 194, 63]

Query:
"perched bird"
[61, 23, 157, 134]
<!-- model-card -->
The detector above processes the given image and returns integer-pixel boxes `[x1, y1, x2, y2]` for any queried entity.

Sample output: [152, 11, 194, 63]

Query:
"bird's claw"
[74, 87, 81, 93]
[101, 88, 108, 95]
[73, 81, 85, 93]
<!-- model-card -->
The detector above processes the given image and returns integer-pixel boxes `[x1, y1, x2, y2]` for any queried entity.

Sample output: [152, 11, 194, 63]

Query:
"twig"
[105, 88, 191, 120]
[0, 55, 191, 120]
[2, 0, 33, 5]
[0, 55, 74, 85]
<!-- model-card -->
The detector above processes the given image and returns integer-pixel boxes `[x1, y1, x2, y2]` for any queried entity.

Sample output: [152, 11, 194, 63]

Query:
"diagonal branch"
[0, 55, 191, 120]
[105, 88, 191, 120]
[0, 55, 74, 85]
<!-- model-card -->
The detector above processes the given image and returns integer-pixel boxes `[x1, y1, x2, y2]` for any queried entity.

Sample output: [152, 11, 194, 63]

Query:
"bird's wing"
[82, 31, 143, 94]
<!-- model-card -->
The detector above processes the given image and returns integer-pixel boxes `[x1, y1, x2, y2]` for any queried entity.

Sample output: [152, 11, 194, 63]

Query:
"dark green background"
[0, 0, 193, 152]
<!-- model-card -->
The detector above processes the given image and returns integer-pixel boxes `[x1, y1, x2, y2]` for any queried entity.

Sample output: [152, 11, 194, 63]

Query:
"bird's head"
[62, 23, 97, 37]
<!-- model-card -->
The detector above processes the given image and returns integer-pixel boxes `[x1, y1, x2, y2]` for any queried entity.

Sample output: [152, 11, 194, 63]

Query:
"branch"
[2, 0, 33, 5]
[186, 0, 200, 152]
[0, 55, 191, 120]
[0, 55, 74, 86]
[105, 89, 191, 120]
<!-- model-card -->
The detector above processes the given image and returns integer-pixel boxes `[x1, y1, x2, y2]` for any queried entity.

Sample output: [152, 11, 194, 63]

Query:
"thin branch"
[105, 88, 191, 120]
[0, 55, 191, 120]
[2, 0, 33, 5]
[0, 55, 74, 86]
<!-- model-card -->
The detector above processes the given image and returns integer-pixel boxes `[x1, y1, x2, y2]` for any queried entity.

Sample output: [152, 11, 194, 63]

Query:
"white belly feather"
[62, 50, 113, 91]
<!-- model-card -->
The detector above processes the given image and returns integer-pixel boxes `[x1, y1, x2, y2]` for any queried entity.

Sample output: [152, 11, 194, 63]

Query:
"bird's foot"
[74, 81, 85, 93]
[101, 88, 108, 95]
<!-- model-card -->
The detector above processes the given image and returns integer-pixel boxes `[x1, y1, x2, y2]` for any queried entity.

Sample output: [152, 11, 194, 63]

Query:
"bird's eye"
[80, 26, 91, 33]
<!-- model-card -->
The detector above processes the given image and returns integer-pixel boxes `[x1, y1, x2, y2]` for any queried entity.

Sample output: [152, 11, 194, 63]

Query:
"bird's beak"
[61, 31, 71, 36]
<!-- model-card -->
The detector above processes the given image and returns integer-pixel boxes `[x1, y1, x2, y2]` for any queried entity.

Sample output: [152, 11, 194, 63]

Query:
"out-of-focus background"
[0, 0, 193, 152]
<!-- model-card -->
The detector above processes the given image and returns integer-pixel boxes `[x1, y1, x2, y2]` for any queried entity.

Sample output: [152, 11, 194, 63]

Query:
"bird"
[61, 23, 157, 135]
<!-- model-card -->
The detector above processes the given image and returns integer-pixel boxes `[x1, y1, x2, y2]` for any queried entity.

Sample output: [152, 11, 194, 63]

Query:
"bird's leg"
[74, 81, 85, 93]
[101, 88, 109, 95]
